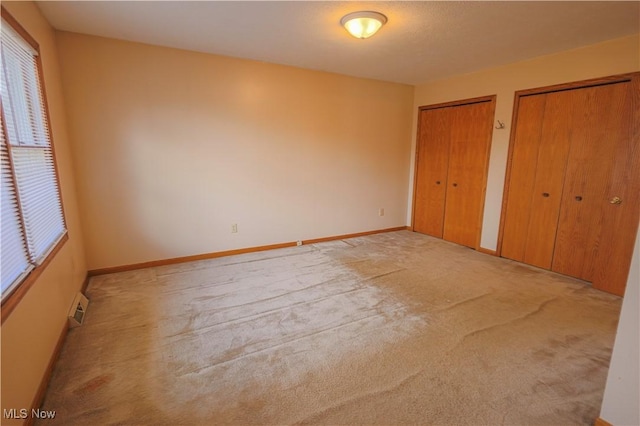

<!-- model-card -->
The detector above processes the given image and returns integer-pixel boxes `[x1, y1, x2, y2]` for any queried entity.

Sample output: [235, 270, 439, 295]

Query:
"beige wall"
[600, 233, 639, 425]
[1, 2, 87, 423]
[55, 32, 414, 270]
[410, 34, 640, 251]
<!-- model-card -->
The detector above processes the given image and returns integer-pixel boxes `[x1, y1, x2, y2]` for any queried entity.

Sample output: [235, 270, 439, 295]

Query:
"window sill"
[1, 232, 69, 324]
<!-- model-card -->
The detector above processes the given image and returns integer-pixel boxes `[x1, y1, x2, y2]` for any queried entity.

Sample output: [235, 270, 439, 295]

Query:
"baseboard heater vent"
[68, 292, 90, 328]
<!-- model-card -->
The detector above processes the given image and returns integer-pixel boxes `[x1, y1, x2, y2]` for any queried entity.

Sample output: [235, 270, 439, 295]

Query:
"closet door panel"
[591, 79, 639, 295]
[521, 91, 574, 269]
[501, 73, 639, 296]
[413, 107, 451, 237]
[443, 101, 492, 248]
[501, 95, 546, 262]
[552, 83, 630, 280]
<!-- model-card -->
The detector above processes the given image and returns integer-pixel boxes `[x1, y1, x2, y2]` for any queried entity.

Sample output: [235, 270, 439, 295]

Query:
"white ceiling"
[37, 1, 639, 85]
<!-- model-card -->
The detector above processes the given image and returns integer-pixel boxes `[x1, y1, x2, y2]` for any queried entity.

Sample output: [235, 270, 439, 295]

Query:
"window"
[1, 10, 67, 310]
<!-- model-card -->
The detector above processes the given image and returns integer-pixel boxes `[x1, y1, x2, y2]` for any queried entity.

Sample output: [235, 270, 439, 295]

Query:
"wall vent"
[68, 292, 89, 328]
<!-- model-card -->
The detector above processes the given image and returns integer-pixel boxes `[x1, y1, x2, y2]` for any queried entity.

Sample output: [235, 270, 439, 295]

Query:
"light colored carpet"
[39, 231, 621, 425]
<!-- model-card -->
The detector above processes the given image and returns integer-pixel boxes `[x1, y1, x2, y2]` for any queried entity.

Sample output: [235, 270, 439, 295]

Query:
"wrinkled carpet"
[39, 230, 621, 425]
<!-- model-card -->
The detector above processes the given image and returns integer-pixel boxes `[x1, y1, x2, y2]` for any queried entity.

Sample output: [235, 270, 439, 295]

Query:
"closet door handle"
[575, 196, 583, 201]
[610, 196, 622, 205]
[452, 183, 458, 187]
[542, 192, 550, 197]
[436, 181, 441, 185]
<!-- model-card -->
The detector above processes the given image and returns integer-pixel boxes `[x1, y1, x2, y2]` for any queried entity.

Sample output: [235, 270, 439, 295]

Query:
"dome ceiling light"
[340, 11, 387, 39]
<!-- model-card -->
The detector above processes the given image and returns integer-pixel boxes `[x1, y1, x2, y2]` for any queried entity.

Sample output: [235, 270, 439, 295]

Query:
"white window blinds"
[1, 119, 31, 291]
[1, 19, 66, 299]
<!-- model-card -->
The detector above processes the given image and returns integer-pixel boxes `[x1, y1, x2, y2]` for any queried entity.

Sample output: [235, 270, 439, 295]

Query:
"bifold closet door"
[413, 98, 494, 248]
[443, 101, 493, 248]
[501, 75, 639, 296]
[413, 107, 452, 237]
[501, 91, 574, 268]
[551, 81, 637, 294]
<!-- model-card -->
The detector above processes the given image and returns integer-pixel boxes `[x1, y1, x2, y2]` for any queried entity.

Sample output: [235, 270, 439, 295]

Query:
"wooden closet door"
[552, 80, 637, 295]
[502, 91, 574, 268]
[443, 101, 493, 248]
[590, 78, 640, 295]
[501, 95, 547, 262]
[522, 91, 575, 268]
[413, 107, 452, 237]
[501, 74, 639, 296]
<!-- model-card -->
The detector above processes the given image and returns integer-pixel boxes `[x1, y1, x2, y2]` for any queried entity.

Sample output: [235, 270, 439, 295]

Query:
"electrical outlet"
[379, 208, 385, 217]
[231, 224, 238, 233]
[296, 240, 302, 246]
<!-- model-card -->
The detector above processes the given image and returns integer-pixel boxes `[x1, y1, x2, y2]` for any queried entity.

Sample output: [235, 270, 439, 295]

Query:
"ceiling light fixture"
[340, 11, 387, 39]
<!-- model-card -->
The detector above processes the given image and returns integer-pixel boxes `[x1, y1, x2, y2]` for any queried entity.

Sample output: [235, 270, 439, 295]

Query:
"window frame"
[1, 6, 68, 324]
